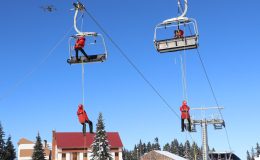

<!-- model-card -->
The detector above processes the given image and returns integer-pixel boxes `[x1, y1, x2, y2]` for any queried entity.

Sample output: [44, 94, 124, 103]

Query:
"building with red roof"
[52, 130, 123, 160]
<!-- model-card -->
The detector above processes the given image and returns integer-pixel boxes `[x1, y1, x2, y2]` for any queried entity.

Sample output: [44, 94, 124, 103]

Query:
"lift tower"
[189, 107, 225, 160]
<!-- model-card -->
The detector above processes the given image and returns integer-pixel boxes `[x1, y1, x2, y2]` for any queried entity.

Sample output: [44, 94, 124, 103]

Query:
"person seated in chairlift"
[74, 35, 89, 61]
[174, 29, 184, 38]
[180, 100, 191, 132]
[77, 104, 94, 135]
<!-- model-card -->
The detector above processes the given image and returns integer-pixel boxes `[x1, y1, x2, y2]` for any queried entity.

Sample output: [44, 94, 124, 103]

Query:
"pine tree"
[146, 142, 152, 152]
[179, 143, 185, 157]
[191, 142, 202, 160]
[247, 150, 252, 160]
[256, 143, 260, 157]
[184, 140, 192, 159]
[32, 132, 46, 160]
[3, 136, 16, 160]
[152, 137, 161, 150]
[163, 143, 171, 152]
[251, 147, 256, 160]
[170, 139, 179, 155]
[138, 140, 144, 156]
[0, 122, 6, 159]
[91, 113, 112, 160]
[142, 143, 147, 154]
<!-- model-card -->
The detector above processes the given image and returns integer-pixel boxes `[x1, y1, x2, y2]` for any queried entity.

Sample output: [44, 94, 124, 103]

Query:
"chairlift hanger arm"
[73, 1, 87, 35]
[162, 0, 188, 25]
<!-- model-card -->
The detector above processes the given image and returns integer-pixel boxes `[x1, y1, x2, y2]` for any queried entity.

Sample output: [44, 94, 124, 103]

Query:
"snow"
[154, 150, 187, 160]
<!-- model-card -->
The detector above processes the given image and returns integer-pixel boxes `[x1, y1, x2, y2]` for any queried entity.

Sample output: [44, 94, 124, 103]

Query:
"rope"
[195, 49, 232, 152]
[79, 11, 88, 159]
[84, 9, 180, 119]
[176, 0, 233, 153]
[83, 8, 204, 160]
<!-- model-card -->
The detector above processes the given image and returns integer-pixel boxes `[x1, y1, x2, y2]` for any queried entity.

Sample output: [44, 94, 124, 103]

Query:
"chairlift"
[67, 33, 108, 65]
[67, 1, 108, 65]
[213, 120, 225, 130]
[154, 0, 199, 53]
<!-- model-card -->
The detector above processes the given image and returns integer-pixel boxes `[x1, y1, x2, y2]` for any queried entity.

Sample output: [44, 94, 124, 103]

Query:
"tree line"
[123, 137, 204, 160]
[0, 122, 16, 160]
[247, 142, 260, 160]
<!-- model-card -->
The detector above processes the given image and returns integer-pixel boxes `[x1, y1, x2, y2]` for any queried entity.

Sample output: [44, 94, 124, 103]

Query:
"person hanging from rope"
[180, 100, 191, 132]
[77, 104, 94, 135]
[74, 35, 89, 61]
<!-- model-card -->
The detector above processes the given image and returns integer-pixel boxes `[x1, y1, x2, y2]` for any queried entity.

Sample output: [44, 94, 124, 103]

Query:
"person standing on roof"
[180, 100, 191, 132]
[77, 104, 93, 135]
[74, 35, 89, 61]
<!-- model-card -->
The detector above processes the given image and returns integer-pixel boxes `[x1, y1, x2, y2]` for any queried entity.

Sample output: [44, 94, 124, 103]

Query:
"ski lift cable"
[84, 9, 181, 118]
[195, 49, 232, 152]
[0, 24, 76, 101]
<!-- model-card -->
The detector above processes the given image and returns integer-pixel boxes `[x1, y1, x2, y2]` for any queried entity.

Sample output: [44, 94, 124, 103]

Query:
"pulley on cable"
[154, 0, 199, 53]
[67, 1, 108, 64]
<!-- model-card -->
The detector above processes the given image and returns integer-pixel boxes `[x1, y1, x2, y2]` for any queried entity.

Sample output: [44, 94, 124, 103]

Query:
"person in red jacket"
[180, 100, 191, 132]
[174, 29, 184, 38]
[77, 104, 93, 135]
[74, 35, 89, 61]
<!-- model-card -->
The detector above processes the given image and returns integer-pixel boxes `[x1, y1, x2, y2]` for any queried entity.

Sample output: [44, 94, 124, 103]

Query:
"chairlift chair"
[67, 33, 108, 65]
[67, 1, 108, 65]
[154, 17, 199, 53]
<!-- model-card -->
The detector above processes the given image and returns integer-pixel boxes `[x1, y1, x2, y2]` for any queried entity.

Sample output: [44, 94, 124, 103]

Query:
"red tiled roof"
[55, 132, 123, 148]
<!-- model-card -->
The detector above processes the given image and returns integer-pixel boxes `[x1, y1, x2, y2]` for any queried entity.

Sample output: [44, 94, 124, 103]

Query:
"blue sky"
[0, 0, 260, 159]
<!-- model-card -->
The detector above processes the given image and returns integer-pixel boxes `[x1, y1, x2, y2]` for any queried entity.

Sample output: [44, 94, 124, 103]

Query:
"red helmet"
[182, 100, 187, 105]
[78, 104, 83, 108]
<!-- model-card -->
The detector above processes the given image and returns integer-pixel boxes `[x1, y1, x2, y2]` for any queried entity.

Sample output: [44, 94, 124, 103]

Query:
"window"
[84, 153, 88, 157]
[62, 153, 66, 160]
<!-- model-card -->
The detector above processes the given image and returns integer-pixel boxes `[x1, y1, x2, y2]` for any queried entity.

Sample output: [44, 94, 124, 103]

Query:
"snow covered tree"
[184, 140, 192, 159]
[178, 143, 185, 157]
[142, 143, 147, 154]
[163, 143, 171, 152]
[256, 143, 260, 157]
[146, 142, 152, 152]
[191, 142, 202, 160]
[251, 147, 256, 160]
[2, 136, 16, 160]
[247, 150, 252, 160]
[170, 139, 179, 155]
[152, 137, 161, 150]
[32, 133, 46, 160]
[91, 113, 111, 160]
[0, 122, 6, 159]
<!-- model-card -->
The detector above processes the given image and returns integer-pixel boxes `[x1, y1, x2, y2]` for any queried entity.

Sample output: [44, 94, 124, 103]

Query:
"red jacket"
[180, 104, 190, 119]
[175, 29, 184, 38]
[74, 36, 85, 49]
[77, 105, 89, 124]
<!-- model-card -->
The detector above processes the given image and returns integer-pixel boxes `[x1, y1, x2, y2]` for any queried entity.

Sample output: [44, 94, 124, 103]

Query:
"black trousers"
[181, 118, 191, 132]
[82, 120, 93, 134]
[75, 48, 88, 60]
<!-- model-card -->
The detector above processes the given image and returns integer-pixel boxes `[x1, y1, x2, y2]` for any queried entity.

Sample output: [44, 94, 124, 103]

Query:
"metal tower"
[189, 107, 225, 160]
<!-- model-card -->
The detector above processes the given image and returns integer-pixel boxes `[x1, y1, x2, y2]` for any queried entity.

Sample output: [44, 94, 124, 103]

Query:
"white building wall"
[66, 153, 71, 160]
[79, 152, 83, 160]
[58, 153, 62, 160]
[111, 152, 115, 159]
[119, 151, 123, 160]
